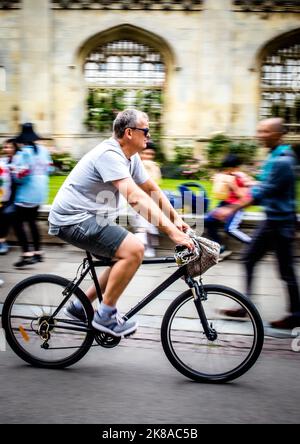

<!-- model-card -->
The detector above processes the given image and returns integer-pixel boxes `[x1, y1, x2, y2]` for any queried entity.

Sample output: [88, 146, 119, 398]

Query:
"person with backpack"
[205, 154, 252, 260]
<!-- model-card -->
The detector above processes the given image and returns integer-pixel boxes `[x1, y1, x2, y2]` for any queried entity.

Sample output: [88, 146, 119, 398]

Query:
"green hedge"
[48, 176, 300, 212]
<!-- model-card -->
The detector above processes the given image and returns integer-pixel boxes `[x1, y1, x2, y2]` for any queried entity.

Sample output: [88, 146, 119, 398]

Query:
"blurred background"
[1, 0, 299, 205]
[0, 0, 299, 159]
[0, 1, 300, 425]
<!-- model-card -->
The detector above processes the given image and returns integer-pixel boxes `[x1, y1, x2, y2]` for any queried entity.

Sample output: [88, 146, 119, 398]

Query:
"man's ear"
[124, 128, 132, 139]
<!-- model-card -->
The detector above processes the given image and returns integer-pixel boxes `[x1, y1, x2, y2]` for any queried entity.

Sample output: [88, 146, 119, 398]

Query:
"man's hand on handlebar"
[168, 228, 195, 251]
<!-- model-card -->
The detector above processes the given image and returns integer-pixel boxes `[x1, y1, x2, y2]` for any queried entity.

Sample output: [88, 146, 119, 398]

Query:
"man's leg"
[101, 233, 144, 306]
[60, 219, 144, 334]
[85, 266, 112, 303]
[92, 233, 144, 336]
[271, 225, 300, 326]
[68, 233, 144, 328]
[222, 220, 270, 317]
[65, 266, 113, 323]
[85, 233, 144, 305]
[242, 220, 271, 298]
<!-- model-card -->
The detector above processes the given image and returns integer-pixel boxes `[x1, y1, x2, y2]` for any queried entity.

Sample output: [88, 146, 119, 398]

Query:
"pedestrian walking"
[12, 123, 52, 268]
[216, 118, 300, 329]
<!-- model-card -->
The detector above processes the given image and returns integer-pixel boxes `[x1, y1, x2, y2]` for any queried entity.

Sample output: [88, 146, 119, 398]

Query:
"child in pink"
[205, 154, 252, 257]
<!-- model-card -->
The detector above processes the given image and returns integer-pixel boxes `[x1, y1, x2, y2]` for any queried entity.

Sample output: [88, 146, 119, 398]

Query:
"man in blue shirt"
[217, 118, 300, 329]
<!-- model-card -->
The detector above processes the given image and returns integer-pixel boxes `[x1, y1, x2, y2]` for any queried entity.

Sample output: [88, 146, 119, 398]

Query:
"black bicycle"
[2, 251, 264, 383]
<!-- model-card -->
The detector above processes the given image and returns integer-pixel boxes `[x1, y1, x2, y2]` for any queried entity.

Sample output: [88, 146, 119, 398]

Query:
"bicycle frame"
[51, 251, 213, 338]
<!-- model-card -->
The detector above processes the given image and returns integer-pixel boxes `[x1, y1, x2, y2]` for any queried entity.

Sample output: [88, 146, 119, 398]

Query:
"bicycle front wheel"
[161, 285, 264, 383]
[2, 274, 95, 369]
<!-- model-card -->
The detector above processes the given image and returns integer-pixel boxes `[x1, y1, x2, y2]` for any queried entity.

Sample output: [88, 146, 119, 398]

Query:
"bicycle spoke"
[162, 287, 264, 382]
[3, 276, 94, 367]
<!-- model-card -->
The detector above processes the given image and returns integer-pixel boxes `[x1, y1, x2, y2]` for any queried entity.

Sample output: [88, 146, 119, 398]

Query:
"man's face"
[256, 121, 282, 148]
[130, 117, 150, 152]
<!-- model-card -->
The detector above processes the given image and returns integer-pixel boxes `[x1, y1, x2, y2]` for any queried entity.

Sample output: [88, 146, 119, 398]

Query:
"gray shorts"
[51, 217, 129, 259]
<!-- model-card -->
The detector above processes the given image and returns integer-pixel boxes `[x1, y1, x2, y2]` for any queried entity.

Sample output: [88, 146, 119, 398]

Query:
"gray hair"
[113, 109, 148, 138]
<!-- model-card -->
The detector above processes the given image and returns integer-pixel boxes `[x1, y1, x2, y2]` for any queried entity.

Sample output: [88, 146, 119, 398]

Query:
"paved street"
[0, 340, 300, 424]
[0, 245, 300, 424]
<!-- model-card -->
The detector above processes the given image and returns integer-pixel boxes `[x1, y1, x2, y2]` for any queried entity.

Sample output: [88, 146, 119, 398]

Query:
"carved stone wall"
[51, 0, 204, 11]
[1, 0, 300, 155]
[233, 1, 300, 13]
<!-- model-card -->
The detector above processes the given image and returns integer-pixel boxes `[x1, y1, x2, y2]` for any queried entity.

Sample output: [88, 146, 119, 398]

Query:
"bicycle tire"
[2, 274, 95, 369]
[161, 285, 264, 383]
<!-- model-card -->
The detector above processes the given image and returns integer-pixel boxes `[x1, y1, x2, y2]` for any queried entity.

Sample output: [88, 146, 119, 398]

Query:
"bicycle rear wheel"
[2, 274, 95, 369]
[161, 285, 264, 383]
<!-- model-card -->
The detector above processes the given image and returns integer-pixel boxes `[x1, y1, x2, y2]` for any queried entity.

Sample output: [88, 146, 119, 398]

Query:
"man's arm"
[139, 178, 190, 232]
[112, 177, 194, 249]
[251, 157, 293, 202]
[213, 196, 254, 221]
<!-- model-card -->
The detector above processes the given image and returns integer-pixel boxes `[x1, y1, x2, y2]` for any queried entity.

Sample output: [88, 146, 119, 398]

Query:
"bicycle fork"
[185, 276, 218, 341]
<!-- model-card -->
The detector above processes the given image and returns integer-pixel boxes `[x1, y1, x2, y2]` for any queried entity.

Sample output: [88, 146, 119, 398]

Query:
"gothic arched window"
[260, 36, 300, 134]
[84, 40, 165, 87]
[83, 39, 166, 135]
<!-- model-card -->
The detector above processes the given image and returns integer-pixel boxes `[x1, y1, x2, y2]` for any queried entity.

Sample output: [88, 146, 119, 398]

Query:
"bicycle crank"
[94, 331, 121, 348]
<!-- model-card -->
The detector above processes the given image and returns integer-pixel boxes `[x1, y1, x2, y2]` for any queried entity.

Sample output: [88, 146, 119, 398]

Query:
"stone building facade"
[0, 0, 299, 157]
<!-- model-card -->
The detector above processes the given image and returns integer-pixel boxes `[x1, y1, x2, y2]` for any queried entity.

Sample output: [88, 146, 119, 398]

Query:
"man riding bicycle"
[49, 109, 194, 337]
